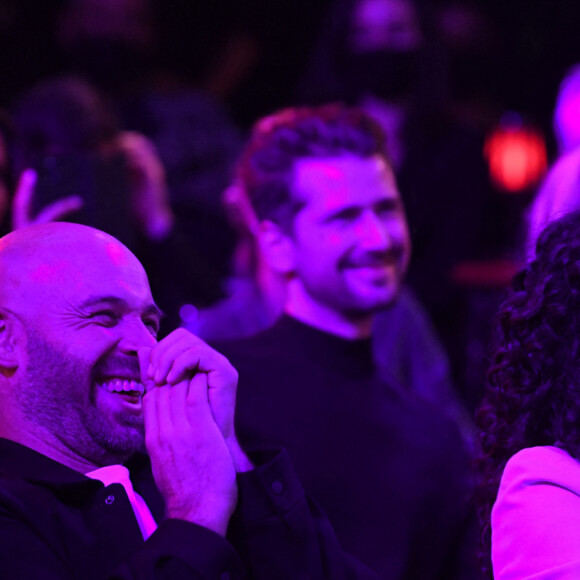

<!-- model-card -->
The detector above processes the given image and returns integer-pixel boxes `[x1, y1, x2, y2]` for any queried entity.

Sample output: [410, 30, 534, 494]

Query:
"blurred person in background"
[526, 146, 580, 260]
[183, 130, 475, 447]
[522, 63, 580, 262]
[215, 104, 477, 580]
[56, 0, 245, 293]
[0, 107, 83, 234]
[10, 75, 221, 331]
[297, 0, 494, 408]
[554, 63, 580, 156]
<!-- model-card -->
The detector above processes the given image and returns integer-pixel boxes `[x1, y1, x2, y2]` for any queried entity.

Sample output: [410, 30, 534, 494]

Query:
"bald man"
[0, 223, 378, 580]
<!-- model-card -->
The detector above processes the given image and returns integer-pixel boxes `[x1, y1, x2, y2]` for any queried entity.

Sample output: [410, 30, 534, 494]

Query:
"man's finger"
[166, 348, 235, 388]
[12, 169, 37, 229]
[142, 387, 159, 448]
[138, 347, 154, 389]
[165, 380, 193, 432]
[151, 340, 197, 385]
[35, 196, 84, 224]
[143, 384, 185, 449]
[185, 372, 216, 428]
[148, 329, 198, 362]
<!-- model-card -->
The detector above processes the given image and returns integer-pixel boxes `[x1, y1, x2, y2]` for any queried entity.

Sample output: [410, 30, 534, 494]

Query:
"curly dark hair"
[476, 209, 580, 578]
[234, 103, 390, 231]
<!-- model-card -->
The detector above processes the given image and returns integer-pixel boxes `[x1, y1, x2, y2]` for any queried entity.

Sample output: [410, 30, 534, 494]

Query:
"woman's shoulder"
[500, 445, 580, 496]
[492, 447, 580, 578]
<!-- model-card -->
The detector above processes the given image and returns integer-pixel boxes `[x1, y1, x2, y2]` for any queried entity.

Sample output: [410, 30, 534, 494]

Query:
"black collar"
[273, 315, 375, 379]
[0, 438, 149, 490]
[0, 438, 165, 519]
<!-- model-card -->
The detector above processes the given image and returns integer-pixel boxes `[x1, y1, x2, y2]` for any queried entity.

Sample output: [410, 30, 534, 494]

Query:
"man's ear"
[257, 220, 296, 275]
[0, 311, 21, 372]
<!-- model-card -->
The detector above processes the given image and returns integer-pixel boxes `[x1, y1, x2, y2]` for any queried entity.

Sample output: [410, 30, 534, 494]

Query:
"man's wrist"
[165, 494, 235, 537]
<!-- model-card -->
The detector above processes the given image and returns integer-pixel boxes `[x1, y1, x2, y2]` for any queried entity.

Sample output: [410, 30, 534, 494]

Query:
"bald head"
[0, 221, 134, 268]
[0, 222, 160, 469]
[0, 223, 148, 319]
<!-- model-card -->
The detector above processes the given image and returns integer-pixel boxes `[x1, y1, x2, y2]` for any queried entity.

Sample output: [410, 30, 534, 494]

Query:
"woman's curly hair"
[476, 210, 580, 578]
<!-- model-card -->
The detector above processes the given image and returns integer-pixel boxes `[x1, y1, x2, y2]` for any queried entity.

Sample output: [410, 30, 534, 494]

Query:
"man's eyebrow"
[321, 205, 362, 223]
[144, 304, 165, 320]
[375, 197, 401, 210]
[77, 296, 164, 319]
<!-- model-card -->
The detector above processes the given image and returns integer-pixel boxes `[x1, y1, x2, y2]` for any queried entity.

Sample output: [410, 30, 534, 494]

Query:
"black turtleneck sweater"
[217, 315, 477, 580]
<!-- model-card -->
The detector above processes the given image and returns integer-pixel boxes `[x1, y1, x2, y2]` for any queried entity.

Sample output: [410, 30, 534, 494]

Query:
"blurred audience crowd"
[0, 0, 576, 409]
[0, 1, 578, 414]
[1, 0, 580, 574]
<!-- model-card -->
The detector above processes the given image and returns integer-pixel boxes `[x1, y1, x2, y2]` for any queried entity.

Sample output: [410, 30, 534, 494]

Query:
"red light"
[484, 120, 548, 193]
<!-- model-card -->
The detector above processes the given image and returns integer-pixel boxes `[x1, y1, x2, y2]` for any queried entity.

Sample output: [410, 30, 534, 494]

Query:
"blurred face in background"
[349, 0, 422, 53]
[284, 154, 411, 323]
[345, 0, 423, 101]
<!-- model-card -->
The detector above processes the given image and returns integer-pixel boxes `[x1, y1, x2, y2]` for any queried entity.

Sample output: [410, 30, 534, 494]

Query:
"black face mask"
[344, 49, 420, 101]
[66, 38, 150, 91]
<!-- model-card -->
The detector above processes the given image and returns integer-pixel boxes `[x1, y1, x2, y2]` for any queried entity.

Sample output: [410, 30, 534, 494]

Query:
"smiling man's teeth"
[101, 379, 144, 395]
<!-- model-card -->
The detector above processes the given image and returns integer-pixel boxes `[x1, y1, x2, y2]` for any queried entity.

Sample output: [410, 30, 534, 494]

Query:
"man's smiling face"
[3, 226, 160, 465]
[286, 154, 411, 320]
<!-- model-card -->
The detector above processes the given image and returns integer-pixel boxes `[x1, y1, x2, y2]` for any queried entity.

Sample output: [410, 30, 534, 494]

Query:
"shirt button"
[105, 495, 115, 505]
[271, 480, 283, 494]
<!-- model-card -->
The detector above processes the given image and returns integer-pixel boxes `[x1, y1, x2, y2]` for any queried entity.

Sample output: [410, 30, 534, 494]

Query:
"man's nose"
[357, 211, 392, 249]
[116, 320, 157, 354]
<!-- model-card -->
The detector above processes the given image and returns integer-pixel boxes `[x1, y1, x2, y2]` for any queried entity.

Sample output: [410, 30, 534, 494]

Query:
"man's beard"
[17, 329, 144, 466]
[334, 246, 408, 313]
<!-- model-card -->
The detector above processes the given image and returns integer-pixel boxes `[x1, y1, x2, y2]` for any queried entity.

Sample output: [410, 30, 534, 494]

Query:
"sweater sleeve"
[492, 446, 580, 580]
[111, 519, 245, 579]
[119, 449, 380, 580]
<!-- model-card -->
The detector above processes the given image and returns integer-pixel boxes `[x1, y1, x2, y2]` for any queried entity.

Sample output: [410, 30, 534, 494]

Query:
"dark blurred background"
[1, 0, 579, 413]
[0, 0, 577, 139]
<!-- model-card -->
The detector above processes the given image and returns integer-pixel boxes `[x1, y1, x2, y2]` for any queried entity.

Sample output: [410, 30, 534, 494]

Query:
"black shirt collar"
[0, 438, 150, 488]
